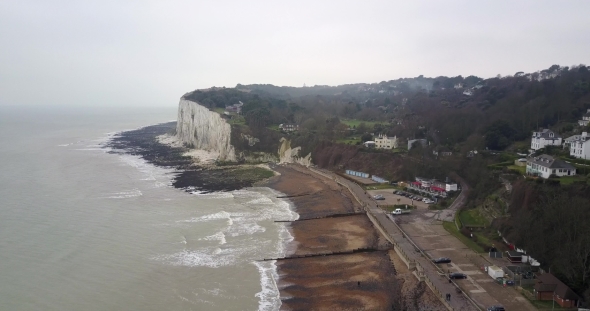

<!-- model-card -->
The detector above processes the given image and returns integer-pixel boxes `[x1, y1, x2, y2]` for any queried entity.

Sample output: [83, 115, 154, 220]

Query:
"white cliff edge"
[162, 98, 311, 165]
[278, 137, 312, 166]
[175, 99, 236, 162]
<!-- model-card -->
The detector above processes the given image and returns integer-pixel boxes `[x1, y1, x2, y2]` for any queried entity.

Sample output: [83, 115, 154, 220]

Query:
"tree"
[357, 122, 368, 134]
[361, 133, 373, 142]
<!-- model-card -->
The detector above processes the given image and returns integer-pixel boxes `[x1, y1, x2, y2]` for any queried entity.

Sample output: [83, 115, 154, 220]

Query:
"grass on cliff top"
[458, 209, 489, 227]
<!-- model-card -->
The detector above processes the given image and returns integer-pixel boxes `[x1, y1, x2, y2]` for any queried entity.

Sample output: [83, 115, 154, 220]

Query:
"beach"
[263, 164, 446, 311]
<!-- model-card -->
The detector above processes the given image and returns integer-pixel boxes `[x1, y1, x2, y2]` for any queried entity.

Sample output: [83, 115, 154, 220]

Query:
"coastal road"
[436, 172, 469, 222]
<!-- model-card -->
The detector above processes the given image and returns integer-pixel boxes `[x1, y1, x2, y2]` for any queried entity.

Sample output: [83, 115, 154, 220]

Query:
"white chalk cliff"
[176, 99, 236, 162]
[175, 98, 311, 165]
[278, 137, 312, 166]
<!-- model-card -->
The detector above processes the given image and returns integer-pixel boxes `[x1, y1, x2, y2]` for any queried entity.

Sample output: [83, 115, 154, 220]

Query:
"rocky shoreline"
[106, 122, 274, 193]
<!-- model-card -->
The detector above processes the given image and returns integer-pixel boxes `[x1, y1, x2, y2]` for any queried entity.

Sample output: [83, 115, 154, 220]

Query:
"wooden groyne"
[274, 211, 364, 222]
[260, 247, 378, 261]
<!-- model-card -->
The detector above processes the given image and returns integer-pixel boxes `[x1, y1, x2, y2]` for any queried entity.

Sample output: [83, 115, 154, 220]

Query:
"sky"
[1, 0, 589, 107]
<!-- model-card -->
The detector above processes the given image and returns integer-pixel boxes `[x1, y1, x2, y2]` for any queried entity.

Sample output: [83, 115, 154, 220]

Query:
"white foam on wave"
[191, 191, 235, 199]
[200, 231, 227, 245]
[102, 188, 143, 199]
[153, 240, 272, 268]
[116, 153, 176, 187]
[178, 211, 233, 226]
[253, 260, 282, 311]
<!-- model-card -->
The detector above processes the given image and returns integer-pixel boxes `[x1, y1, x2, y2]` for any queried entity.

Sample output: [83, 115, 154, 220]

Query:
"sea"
[0, 105, 298, 311]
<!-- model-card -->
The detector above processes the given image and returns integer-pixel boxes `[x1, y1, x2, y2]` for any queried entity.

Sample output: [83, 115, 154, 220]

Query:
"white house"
[578, 109, 590, 127]
[374, 134, 398, 149]
[279, 124, 299, 132]
[530, 129, 562, 150]
[568, 132, 590, 160]
[526, 154, 576, 179]
[463, 89, 473, 96]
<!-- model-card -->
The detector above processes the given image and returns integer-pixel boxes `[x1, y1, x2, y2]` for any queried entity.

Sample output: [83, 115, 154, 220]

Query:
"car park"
[449, 272, 467, 279]
[432, 257, 451, 264]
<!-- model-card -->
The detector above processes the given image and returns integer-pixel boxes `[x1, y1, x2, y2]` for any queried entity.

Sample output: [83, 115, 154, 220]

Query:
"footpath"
[309, 167, 479, 311]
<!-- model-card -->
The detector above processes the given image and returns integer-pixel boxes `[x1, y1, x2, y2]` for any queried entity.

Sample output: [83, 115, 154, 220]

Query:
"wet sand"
[263, 164, 446, 310]
[263, 164, 400, 310]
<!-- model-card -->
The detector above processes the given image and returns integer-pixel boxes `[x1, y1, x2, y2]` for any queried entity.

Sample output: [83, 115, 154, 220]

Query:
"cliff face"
[176, 99, 236, 162]
[175, 98, 311, 165]
[278, 137, 312, 166]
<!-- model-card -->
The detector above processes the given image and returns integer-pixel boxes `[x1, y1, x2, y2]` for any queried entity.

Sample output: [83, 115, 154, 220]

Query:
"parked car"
[373, 195, 385, 200]
[487, 306, 505, 311]
[433, 257, 451, 264]
[505, 280, 515, 286]
[449, 272, 467, 279]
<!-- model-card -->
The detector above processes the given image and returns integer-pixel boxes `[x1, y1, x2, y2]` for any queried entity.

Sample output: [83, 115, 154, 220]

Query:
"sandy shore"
[262, 164, 445, 311]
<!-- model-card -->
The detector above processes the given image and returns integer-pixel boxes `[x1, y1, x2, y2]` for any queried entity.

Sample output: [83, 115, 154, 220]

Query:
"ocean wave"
[101, 189, 143, 199]
[178, 211, 232, 225]
[253, 261, 281, 311]
[191, 191, 235, 199]
[200, 231, 227, 245]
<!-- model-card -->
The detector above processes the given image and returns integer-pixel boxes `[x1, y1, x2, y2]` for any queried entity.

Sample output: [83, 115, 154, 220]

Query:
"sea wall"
[176, 99, 236, 162]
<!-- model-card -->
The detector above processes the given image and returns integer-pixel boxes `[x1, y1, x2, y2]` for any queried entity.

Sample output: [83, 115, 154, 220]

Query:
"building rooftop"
[533, 129, 561, 140]
[535, 273, 581, 301]
[527, 154, 575, 170]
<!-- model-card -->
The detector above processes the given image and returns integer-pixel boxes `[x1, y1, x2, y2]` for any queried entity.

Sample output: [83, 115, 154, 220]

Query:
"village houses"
[578, 108, 590, 126]
[526, 154, 576, 179]
[279, 124, 299, 132]
[530, 129, 562, 150]
[564, 132, 590, 160]
[374, 134, 398, 149]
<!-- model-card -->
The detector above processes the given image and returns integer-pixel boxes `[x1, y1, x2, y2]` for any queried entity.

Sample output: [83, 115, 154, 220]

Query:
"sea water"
[0, 105, 297, 311]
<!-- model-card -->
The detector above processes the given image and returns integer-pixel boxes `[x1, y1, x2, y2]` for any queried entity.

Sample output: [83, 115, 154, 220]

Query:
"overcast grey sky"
[1, 0, 589, 107]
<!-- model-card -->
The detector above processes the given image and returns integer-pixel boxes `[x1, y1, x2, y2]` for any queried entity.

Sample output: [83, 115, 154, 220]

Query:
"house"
[463, 89, 473, 96]
[408, 139, 427, 150]
[534, 273, 581, 308]
[374, 134, 398, 149]
[578, 108, 590, 126]
[407, 177, 457, 196]
[224, 101, 244, 114]
[526, 154, 576, 179]
[530, 129, 562, 150]
[567, 132, 590, 160]
[433, 146, 453, 157]
[279, 124, 299, 132]
[454, 83, 463, 89]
